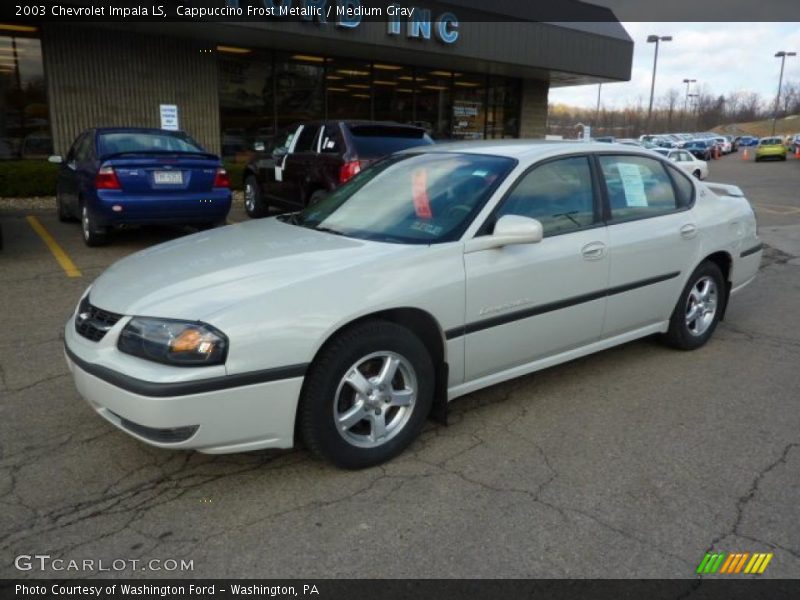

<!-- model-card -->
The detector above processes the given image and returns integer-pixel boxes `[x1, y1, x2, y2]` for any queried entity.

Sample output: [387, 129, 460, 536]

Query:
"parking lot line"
[25, 215, 82, 278]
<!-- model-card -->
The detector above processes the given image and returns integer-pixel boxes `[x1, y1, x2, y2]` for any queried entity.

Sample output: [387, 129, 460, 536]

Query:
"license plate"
[154, 171, 183, 185]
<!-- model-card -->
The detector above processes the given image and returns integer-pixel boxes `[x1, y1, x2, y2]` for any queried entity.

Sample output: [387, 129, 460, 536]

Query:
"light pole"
[595, 83, 602, 125]
[682, 78, 696, 129]
[688, 93, 699, 129]
[646, 34, 672, 133]
[772, 51, 796, 135]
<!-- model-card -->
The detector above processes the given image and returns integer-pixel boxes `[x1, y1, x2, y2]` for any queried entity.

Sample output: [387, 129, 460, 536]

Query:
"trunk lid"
[103, 154, 220, 194]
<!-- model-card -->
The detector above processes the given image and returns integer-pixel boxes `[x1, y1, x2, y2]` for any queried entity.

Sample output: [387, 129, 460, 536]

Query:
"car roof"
[93, 127, 186, 135]
[400, 140, 661, 160]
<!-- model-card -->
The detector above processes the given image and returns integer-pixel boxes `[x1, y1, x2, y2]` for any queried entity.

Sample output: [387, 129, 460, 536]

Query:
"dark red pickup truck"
[242, 121, 433, 218]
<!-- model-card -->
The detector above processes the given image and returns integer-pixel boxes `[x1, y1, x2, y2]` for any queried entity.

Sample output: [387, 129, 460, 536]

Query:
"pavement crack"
[706, 441, 799, 553]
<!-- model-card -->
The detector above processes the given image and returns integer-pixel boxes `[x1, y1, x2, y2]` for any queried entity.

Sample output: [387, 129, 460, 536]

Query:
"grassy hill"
[714, 115, 800, 137]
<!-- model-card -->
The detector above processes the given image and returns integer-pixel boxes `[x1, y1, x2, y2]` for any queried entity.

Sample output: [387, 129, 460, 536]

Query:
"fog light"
[112, 205, 123, 212]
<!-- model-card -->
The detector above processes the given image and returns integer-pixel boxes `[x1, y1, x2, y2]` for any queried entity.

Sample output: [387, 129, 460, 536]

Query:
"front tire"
[299, 320, 434, 469]
[244, 175, 269, 218]
[662, 261, 725, 350]
[81, 202, 109, 247]
[693, 169, 702, 179]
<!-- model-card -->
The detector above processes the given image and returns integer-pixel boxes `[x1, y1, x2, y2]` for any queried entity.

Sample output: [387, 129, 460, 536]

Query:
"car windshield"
[286, 152, 516, 244]
[99, 132, 207, 156]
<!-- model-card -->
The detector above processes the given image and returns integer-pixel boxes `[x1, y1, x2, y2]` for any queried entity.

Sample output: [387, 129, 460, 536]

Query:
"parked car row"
[49, 123, 435, 246]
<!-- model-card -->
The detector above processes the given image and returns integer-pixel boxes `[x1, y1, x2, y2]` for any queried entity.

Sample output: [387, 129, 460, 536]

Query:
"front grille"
[75, 296, 123, 342]
[111, 412, 199, 444]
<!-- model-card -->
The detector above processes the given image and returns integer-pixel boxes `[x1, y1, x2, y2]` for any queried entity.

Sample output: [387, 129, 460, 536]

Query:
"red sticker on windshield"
[412, 170, 432, 219]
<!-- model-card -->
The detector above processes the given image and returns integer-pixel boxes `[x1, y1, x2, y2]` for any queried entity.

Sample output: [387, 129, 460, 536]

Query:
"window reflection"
[217, 51, 522, 158]
[326, 58, 371, 121]
[0, 31, 50, 159]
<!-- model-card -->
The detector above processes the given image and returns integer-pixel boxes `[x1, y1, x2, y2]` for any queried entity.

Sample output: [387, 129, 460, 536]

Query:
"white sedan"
[64, 142, 762, 468]
[654, 148, 709, 180]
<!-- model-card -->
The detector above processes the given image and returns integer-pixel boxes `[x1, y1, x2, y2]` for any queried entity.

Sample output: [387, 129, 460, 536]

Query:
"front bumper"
[64, 319, 303, 454]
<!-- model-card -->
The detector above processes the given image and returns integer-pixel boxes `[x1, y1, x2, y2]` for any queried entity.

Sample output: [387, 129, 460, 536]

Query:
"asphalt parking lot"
[1, 152, 799, 579]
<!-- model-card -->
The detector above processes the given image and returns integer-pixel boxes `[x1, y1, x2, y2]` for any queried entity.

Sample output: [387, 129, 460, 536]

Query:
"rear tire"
[81, 202, 109, 247]
[244, 175, 269, 218]
[299, 320, 434, 469]
[662, 261, 725, 351]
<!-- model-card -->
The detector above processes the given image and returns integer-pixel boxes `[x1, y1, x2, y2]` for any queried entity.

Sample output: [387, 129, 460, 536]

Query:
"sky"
[548, 22, 800, 110]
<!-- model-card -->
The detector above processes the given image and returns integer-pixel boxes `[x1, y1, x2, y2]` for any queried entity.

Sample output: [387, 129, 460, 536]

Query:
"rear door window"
[598, 155, 681, 222]
[293, 125, 320, 154]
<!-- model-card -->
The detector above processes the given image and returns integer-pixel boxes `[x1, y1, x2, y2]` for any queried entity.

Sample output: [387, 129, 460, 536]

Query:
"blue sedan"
[51, 128, 232, 246]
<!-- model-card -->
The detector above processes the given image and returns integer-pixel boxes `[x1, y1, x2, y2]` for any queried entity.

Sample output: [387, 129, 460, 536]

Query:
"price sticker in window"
[412, 169, 433, 219]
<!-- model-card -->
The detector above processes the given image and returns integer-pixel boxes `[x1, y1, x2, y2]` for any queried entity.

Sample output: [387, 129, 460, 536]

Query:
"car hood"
[88, 219, 410, 319]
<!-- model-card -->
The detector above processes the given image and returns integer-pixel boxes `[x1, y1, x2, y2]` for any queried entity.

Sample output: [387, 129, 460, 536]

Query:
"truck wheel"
[244, 175, 270, 218]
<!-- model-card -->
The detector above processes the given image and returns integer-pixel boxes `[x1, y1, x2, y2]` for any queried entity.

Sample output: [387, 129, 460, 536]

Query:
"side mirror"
[272, 147, 287, 159]
[465, 215, 544, 253]
[48, 155, 63, 164]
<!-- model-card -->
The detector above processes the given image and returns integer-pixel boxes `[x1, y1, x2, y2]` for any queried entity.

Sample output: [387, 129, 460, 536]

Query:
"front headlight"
[118, 318, 228, 366]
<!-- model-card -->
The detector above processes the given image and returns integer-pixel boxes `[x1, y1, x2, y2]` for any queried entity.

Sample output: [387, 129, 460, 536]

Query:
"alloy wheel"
[685, 276, 718, 336]
[333, 351, 417, 449]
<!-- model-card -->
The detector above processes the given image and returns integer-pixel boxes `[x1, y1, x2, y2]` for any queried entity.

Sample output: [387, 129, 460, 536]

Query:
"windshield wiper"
[313, 226, 346, 237]
[553, 211, 581, 227]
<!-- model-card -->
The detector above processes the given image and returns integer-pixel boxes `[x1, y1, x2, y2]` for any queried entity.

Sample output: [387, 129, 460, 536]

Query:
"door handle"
[581, 242, 607, 261]
[680, 224, 698, 239]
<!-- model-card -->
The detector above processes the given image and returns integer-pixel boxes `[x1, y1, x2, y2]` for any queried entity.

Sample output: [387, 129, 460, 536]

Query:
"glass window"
[0, 31, 50, 160]
[494, 157, 596, 236]
[292, 152, 516, 244]
[293, 124, 320, 153]
[218, 50, 273, 160]
[326, 58, 371, 121]
[98, 131, 206, 156]
[372, 63, 414, 123]
[598, 155, 679, 221]
[320, 124, 343, 154]
[275, 53, 324, 134]
[451, 73, 486, 141]
[486, 77, 521, 139]
[75, 133, 94, 162]
[666, 164, 695, 208]
[347, 124, 433, 158]
[415, 70, 452, 141]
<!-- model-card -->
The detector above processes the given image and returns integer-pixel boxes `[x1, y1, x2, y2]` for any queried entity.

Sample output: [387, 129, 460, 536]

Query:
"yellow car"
[755, 137, 788, 161]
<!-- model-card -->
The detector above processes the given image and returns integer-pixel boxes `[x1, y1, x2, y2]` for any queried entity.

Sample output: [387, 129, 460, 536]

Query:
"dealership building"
[0, 1, 632, 160]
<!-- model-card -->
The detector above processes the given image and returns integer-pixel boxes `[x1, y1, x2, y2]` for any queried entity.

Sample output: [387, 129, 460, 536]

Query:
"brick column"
[519, 79, 550, 139]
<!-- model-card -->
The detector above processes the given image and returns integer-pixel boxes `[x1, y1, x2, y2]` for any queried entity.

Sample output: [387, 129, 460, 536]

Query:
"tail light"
[339, 160, 362, 184]
[213, 167, 230, 188]
[95, 166, 121, 190]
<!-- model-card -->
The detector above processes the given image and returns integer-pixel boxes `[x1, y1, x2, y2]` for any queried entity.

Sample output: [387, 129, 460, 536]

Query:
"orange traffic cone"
[742, 147, 749, 160]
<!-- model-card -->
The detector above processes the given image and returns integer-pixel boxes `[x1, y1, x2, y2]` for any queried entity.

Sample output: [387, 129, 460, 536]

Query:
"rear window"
[348, 126, 433, 158]
[99, 132, 206, 157]
[760, 138, 782, 145]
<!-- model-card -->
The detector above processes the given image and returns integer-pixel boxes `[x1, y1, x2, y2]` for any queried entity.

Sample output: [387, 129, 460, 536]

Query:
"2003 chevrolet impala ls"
[64, 142, 762, 468]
